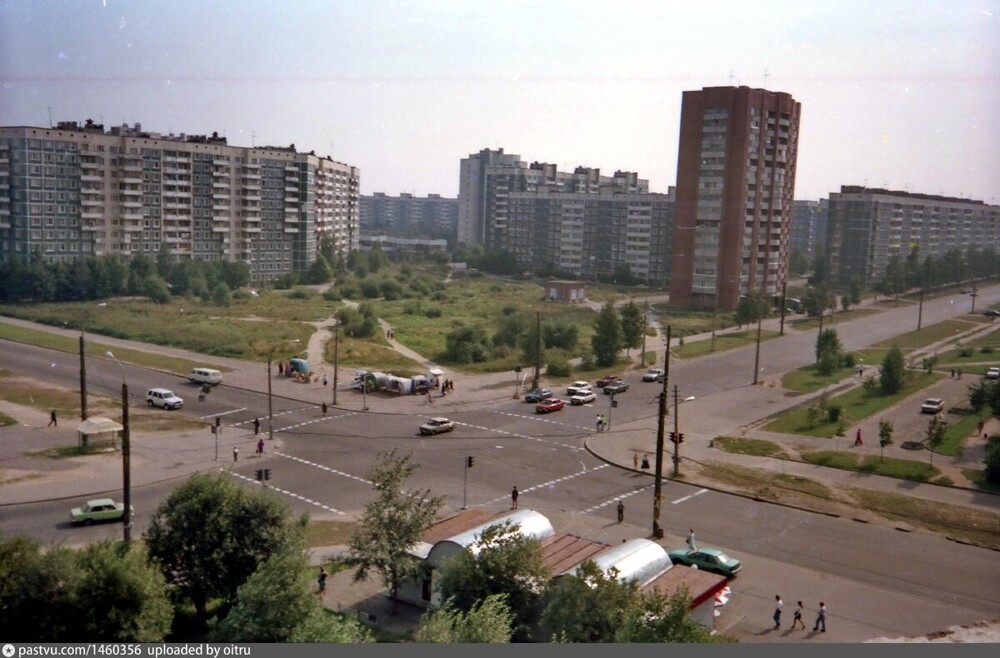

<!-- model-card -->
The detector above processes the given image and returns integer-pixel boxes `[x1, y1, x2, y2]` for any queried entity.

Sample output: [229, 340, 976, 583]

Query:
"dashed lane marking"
[491, 410, 593, 434]
[456, 421, 585, 452]
[228, 470, 346, 515]
[671, 488, 709, 505]
[276, 452, 372, 486]
[582, 483, 655, 514]
[482, 463, 610, 505]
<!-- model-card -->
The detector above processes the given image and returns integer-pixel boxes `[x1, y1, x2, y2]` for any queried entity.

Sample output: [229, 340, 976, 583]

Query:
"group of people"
[595, 414, 608, 431]
[774, 596, 827, 632]
[634, 453, 651, 470]
[441, 379, 454, 395]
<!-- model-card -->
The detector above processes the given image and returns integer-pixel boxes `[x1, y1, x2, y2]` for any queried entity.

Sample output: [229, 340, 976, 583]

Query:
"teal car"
[70, 498, 130, 525]
[668, 547, 742, 577]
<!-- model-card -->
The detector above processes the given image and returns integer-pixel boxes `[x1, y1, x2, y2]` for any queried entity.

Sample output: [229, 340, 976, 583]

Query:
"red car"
[536, 398, 566, 414]
[595, 374, 621, 388]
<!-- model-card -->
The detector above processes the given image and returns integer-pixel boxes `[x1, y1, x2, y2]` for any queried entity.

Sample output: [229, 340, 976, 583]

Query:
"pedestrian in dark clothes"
[773, 595, 783, 629]
[233, 446, 238, 462]
[322, 402, 328, 416]
[253, 417, 260, 435]
[813, 602, 827, 632]
[48, 410, 57, 427]
[641, 454, 650, 470]
[257, 438, 265, 457]
[511, 486, 519, 509]
[792, 601, 806, 629]
[317, 567, 327, 595]
[616, 500, 624, 523]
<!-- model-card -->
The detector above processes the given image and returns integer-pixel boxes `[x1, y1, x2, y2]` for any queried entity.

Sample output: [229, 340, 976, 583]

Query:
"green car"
[70, 498, 129, 525]
[668, 547, 742, 577]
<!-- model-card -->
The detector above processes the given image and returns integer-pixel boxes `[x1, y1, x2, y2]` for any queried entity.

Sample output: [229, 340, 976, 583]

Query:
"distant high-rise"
[670, 86, 800, 310]
[0, 120, 359, 282]
[790, 199, 828, 263]
[457, 148, 525, 245]
[360, 192, 458, 241]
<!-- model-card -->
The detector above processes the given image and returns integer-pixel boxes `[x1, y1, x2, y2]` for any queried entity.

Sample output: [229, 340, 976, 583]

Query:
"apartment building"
[360, 192, 458, 241]
[790, 199, 828, 262]
[457, 148, 526, 245]
[669, 86, 801, 310]
[0, 120, 360, 282]
[825, 186, 1000, 285]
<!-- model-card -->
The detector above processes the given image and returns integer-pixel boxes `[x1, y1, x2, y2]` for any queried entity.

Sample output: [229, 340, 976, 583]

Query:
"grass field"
[787, 307, 882, 329]
[873, 319, 978, 350]
[801, 450, 941, 481]
[672, 329, 780, 359]
[780, 348, 889, 393]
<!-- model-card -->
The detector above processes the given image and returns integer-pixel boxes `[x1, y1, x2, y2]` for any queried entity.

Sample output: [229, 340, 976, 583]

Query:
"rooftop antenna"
[47, 106, 53, 127]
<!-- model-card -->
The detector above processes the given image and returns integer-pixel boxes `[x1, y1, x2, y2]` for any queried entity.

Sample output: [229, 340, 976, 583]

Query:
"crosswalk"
[228, 469, 347, 516]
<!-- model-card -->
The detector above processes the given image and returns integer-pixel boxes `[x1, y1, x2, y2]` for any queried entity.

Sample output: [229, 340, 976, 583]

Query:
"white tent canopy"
[77, 416, 123, 448]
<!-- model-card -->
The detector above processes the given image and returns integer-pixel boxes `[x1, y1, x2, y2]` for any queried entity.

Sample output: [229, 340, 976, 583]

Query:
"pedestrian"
[641, 454, 650, 470]
[792, 601, 806, 629]
[448, 379, 454, 392]
[595, 414, 603, 432]
[951, 368, 955, 378]
[687, 528, 697, 551]
[278, 362, 284, 376]
[253, 417, 260, 435]
[511, 486, 519, 509]
[233, 446, 238, 462]
[601, 414, 608, 431]
[322, 402, 328, 416]
[616, 500, 624, 523]
[427, 390, 433, 405]
[854, 428, 863, 447]
[633, 453, 639, 470]
[323, 375, 328, 386]
[773, 595, 783, 629]
[813, 602, 827, 632]
[317, 566, 327, 595]
[257, 438, 265, 457]
[857, 365, 863, 378]
[48, 409, 57, 427]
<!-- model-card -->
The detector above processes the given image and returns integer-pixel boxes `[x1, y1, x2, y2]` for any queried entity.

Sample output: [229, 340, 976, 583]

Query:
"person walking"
[813, 602, 827, 632]
[323, 375, 328, 387]
[792, 601, 806, 629]
[48, 409, 57, 427]
[317, 566, 328, 596]
[511, 486, 519, 509]
[257, 438, 265, 457]
[854, 428, 863, 447]
[773, 595, 783, 629]
[427, 390, 434, 405]
[640, 454, 650, 470]
[253, 417, 260, 435]
[595, 414, 603, 432]
[322, 402, 328, 416]
[687, 529, 697, 551]
[616, 500, 625, 523]
[633, 453, 639, 470]
[232, 446, 238, 463]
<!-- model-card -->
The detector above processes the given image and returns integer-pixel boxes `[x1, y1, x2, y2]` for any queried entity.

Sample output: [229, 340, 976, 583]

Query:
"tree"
[540, 561, 637, 643]
[289, 608, 375, 643]
[415, 594, 513, 643]
[984, 442, 1000, 483]
[616, 588, 721, 643]
[815, 328, 842, 363]
[346, 449, 444, 606]
[435, 521, 552, 641]
[925, 415, 947, 468]
[304, 253, 333, 284]
[0, 537, 80, 641]
[543, 319, 579, 351]
[618, 301, 645, 357]
[211, 282, 232, 307]
[733, 292, 768, 328]
[591, 301, 623, 367]
[144, 473, 306, 622]
[142, 275, 171, 304]
[848, 276, 863, 306]
[878, 418, 894, 461]
[802, 284, 833, 318]
[445, 324, 491, 364]
[880, 345, 906, 394]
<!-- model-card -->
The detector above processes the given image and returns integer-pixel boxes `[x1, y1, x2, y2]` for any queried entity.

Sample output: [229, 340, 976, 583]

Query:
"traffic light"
[467, 456, 474, 468]
[669, 431, 677, 443]
[678, 433, 685, 443]
[215, 416, 221, 427]
[263, 468, 271, 481]
[255, 469, 264, 481]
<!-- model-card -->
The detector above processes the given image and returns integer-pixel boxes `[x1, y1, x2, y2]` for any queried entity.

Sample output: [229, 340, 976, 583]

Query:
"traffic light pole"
[462, 456, 473, 509]
[652, 326, 670, 539]
[673, 385, 681, 477]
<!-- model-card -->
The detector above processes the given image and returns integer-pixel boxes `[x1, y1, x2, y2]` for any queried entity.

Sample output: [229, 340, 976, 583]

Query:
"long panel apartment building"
[360, 192, 458, 241]
[825, 186, 1000, 285]
[670, 86, 801, 311]
[458, 148, 674, 283]
[0, 121, 360, 282]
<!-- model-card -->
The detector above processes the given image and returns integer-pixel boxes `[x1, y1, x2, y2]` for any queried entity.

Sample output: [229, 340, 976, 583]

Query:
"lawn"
[781, 349, 890, 393]
[671, 329, 780, 359]
[873, 319, 979, 350]
[936, 409, 990, 457]
[711, 436, 789, 458]
[787, 307, 881, 329]
[933, 328, 1000, 368]
[649, 305, 738, 339]
[763, 371, 944, 437]
[801, 450, 941, 481]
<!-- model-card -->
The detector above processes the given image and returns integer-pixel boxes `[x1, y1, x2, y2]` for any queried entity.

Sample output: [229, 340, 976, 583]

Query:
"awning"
[77, 417, 124, 435]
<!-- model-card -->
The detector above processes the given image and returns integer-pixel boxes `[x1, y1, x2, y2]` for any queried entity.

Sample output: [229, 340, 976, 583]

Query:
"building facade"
[825, 186, 1000, 285]
[360, 192, 458, 241]
[670, 86, 801, 310]
[458, 148, 672, 284]
[0, 121, 360, 282]
[789, 199, 828, 262]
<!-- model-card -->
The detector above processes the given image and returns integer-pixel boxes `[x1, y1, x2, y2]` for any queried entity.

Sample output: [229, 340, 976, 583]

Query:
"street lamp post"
[332, 323, 339, 406]
[652, 326, 671, 539]
[752, 313, 763, 385]
[251, 340, 301, 442]
[106, 352, 131, 544]
[513, 365, 522, 399]
[79, 331, 88, 420]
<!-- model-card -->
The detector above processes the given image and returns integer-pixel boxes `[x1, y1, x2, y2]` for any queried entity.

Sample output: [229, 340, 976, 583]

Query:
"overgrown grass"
[874, 319, 978, 350]
[671, 330, 780, 359]
[801, 450, 940, 481]
[933, 329, 1000, 366]
[323, 334, 424, 374]
[764, 371, 944, 437]
[788, 307, 881, 329]
[305, 520, 360, 547]
[711, 436, 789, 458]
[649, 306, 740, 339]
[937, 410, 988, 457]
[781, 349, 890, 393]
[961, 468, 1000, 494]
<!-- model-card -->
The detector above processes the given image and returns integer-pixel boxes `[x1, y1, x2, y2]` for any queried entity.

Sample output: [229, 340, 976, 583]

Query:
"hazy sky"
[1, 0, 997, 202]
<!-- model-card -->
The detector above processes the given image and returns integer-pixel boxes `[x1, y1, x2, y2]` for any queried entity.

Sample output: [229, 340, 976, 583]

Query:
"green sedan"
[668, 547, 742, 577]
[70, 498, 130, 525]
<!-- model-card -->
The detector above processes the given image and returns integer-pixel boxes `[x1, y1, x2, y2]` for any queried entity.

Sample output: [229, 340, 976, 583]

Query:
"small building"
[76, 417, 123, 450]
[545, 280, 586, 303]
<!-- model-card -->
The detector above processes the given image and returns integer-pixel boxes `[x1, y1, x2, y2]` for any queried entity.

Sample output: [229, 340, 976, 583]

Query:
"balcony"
[82, 210, 103, 219]
[212, 193, 230, 200]
[121, 201, 142, 208]
[284, 165, 298, 172]
[213, 182, 230, 189]
[81, 175, 103, 182]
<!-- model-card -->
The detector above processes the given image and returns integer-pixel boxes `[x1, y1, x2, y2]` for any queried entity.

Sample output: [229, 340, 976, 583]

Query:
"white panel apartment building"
[0, 121, 359, 282]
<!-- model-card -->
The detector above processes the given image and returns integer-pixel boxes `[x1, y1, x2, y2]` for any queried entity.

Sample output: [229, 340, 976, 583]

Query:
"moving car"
[524, 388, 553, 403]
[984, 309, 1000, 318]
[146, 388, 184, 410]
[986, 367, 1000, 380]
[604, 380, 630, 395]
[188, 367, 223, 386]
[535, 398, 565, 414]
[642, 368, 665, 382]
[668, 547, 742, 578]
[595, 374, 621, 388]
[70, 498, 130, 525]
[566, 381, 593, 396]
[570, 391, 597, 406]
[920, 398, 945, 414]
[419, 417, 455, 435]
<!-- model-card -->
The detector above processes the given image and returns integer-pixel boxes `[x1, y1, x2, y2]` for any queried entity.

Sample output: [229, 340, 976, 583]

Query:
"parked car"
[535, 398, 566, 414]
[595, 374, 621, 388]
[146, 388, 184, 410]
[986, 367, 1000, 380]
[668, 547, 742, 578]
[419, 417, 455, 435]
[984, 309, 1000, 318]
[604, 380, 630, 395]
[566, 381, 593, 396]
[70, 498, 131, 525]
[642, 368, 665, 382]
[920, 398, 945, 414]
[570, 391, 597, 406]
[524, 388, 553, 403]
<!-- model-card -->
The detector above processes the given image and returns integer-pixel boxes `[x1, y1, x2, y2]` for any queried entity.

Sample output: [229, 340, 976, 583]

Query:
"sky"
[1, 0, 998, 203]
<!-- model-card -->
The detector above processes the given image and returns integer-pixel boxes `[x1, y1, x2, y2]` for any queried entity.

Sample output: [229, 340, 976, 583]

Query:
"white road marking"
[671, 488, 709, 505]
[228, 470, 346, 515]
[277, 452, 372, 486]
[459, 420, 585, 452]
[482, 463, 609, 505]
[582, 483, 655, 513]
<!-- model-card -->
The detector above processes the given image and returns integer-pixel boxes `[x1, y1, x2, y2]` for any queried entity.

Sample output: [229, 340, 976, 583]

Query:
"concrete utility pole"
[652, 326, 671, 539]
[672, 385, 681, 477]
[106, 352, 131, 544]
[641, 301, 648, 365]
[917, 290, 924, 330]
[79, 332, 88, 420]
[332, 323, 339, 406]
[531, 311, 541, 391]
[779, 281, 787, 336]
[752, 314, 763, 385]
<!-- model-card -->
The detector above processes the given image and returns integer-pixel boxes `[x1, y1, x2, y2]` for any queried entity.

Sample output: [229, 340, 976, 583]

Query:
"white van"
[188, 368, 223, 386]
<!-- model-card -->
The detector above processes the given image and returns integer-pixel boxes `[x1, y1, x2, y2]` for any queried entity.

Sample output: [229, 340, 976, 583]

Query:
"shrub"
[232, 289, 253, 301]
[322, 287, 342, 301]
[288, 287, 314, 300]
[360, 279, 381, 299]
[403, 301, 422, 315]
[580, 353, 595, 371]
[981, 346, 994, 354]
[841, 352, 857, 368]
[501, 305, 517, 316]
[338, 283, 359, 299]
[545, 351, 571, 378]
[959, 348, 974, 358]
[432, 290, 448, 302]
[425, 308, 442, 318]
[827, 406, 842, 423]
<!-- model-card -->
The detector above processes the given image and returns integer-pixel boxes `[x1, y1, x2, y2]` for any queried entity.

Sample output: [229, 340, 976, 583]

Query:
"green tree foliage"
[925, 415, 947, 467]
[984, 441, 1000, 483]
[289, 608, 375, 643]
[733, 292, 768, 328]
[815, 328, 842, 362]
[379, 278, 403, 301]
[335, 306, 378, 339]
[445, 324, 491, 363]
[541, 561, 637, 643]
[802, 284, 834, 318]
[492, 313, 528, 348]
[436, 521, 552, 642]
[304, 253, 334, 284]
[591, 301, 623, 368]
[618, 301, 645, 357]
[142, 275, 171, 304]
[415, 594, 513, 643]
[0, 537, 80, 640]
[543, 319, 579, 351]
[211, 282, 232, 307]
[366, 245, 387, 273]
[848, 276, 863, 306]
[519, 315, 544, 368]
[880, 345, 906, 394]
[346, 449, 444, 604]
[144, 473, 306, 621]
[616, 588, 721, 643]
[878, 418, 895, 461]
